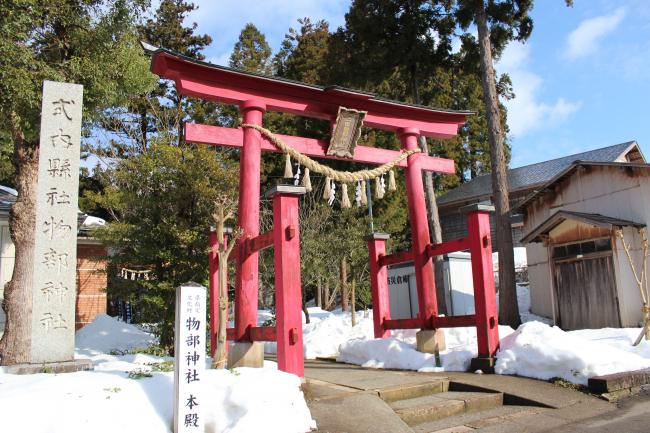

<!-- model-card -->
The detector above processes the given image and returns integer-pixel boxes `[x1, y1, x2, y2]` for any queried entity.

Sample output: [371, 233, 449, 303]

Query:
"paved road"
[551, 389, 650, 433]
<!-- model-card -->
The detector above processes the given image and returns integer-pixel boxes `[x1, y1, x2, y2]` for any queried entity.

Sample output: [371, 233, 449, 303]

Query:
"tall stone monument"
[31, 81, 83, 364]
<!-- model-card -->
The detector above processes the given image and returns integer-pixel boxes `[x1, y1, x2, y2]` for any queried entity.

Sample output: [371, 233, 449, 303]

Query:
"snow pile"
[75, 313, 157, 356]
[0, 363, 315, 433]
[303, 309, 374, 359]
[496, 321, 650, 385]
[0, 314, 316, 433]
[338, 326, 515, 372]
[265, 307, 376, 359]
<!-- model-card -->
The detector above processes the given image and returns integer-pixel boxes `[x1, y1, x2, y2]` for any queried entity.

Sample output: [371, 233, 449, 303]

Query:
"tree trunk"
[213, 255, 229, 369]
[0, 132, 38, 365]
[340, 257, 348, 311]
[351, 279, 357, 327]
[409, 66, 448, 316]
[316, 277, 322, 309]
[474, 0, 520, 328]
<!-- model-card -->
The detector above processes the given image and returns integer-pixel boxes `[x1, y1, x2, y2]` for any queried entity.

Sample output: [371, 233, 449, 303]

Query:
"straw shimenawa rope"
[241, 123, 418, 182]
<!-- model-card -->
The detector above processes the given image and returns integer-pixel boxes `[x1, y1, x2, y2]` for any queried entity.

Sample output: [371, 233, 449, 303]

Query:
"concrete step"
[411, 404, 546, 433]
[378, 380, 450, 402]
[389, 391, 504, 426]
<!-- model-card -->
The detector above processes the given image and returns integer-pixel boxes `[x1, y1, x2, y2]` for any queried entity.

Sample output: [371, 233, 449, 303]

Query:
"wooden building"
[437, 141, 644, 250]
[519, 159, 650, 330]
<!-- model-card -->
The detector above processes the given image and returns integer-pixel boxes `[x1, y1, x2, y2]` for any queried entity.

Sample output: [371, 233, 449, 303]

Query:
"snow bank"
[265, 307, 376, 359]
[0, 364, 315, 433]
[338, 325, 515, 372]
[0, 314, 316, 433]
[75, 313, 157, 356]
[496, 321, 650, 385]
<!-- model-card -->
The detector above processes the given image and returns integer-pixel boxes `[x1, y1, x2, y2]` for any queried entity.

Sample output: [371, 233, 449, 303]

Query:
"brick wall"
[76, 243, 107, 330]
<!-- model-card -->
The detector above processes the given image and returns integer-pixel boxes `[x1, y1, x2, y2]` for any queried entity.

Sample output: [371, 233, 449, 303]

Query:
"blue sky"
[185, 0, 650, 168]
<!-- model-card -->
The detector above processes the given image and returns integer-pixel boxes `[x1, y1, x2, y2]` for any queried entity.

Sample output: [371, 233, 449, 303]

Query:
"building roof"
[438, 141, 643, 208]
[0, 186, 17, 214]
[515, 161, 650, 212]
[521, 210, 645, 244]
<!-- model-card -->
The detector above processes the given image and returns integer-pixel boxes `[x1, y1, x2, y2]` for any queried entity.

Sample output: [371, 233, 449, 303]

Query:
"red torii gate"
[148, 46, 500, 377]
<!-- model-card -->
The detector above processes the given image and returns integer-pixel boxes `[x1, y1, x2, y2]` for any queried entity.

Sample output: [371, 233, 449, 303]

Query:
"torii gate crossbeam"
[147, 45, 500, 376]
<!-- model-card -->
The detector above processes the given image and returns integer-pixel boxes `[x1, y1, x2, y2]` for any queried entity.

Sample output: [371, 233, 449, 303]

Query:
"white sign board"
[388, 263, 418, 320]
[31, 80, 83, 363]
[174, 283, 207, 433]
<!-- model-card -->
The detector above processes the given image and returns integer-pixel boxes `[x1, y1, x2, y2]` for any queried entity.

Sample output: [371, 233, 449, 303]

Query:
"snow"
[0, 314, 316, 433]
[308, 285, 650, 386]
[339, 326, 515, 373]
[516, 284, 553, 325]
[495, 322, 650, 385]
[75, 313, 157, 356]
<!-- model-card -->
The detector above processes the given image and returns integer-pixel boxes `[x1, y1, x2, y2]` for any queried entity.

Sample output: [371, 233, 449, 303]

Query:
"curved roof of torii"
[143, 42, 471, 138]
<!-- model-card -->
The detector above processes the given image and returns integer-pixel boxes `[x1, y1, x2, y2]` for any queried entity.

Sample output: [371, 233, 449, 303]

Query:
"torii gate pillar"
[231, 100, 266, 367]
[398, 128, 438, 324]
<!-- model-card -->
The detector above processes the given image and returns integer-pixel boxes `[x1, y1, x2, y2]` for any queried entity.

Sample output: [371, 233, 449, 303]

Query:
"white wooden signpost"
[174, 282, 207, 433]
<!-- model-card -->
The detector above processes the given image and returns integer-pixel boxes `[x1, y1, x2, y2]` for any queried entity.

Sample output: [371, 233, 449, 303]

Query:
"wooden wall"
[523, 166, 650, 327]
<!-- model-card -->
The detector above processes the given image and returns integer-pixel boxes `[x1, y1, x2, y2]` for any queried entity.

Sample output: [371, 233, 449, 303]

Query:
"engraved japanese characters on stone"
[52, 98, 75, 120]
[46, 187, 71, 206]
[41, 281, 69, 303]
[40, 312, 68, 331]
[47, 158, 72, 178]
[42, 248, 69, 273]
[50, 128, 74, 148]
[42, 217, 73, 240]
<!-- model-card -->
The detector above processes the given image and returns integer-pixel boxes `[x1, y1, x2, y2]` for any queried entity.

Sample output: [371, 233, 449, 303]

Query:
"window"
[553, 238, 612, 259]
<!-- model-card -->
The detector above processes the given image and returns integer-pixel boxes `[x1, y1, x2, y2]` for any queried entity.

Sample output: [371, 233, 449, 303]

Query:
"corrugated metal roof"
[438, 141, 639, 207]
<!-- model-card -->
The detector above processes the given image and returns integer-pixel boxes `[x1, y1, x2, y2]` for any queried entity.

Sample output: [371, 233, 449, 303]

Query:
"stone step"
[389, 391, 504, 426]
[378, 380, 450, 402]
[412, 404, 546, 433]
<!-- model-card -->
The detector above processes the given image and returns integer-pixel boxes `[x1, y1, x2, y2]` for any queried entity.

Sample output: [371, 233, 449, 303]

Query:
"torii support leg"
[398, 128, 438, 324]
[209, 228, 229, 358]
[230, 100, 266, 368]
[366, 233, 391, 338]
[270, 186, 306, 377]
[466, 205, 500, 372]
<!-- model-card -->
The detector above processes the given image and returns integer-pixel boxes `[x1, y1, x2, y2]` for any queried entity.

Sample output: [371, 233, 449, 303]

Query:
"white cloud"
[497, 42, 581, 138]
[564, 8, 626, 59]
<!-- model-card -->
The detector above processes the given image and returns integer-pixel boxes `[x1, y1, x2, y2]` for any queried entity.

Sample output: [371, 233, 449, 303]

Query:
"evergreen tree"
[0, 0, 155, 365]
[98, 0, 215, 154]
[230, 23, 272, 74]
[89, 138, 238, 348]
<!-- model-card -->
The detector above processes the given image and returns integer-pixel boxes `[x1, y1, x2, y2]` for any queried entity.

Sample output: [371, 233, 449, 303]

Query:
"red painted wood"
[399, 129, 438, 327]
[248, 230, 274, 253]
[467, 210, 500, 357]
[383, 318, 425, 330]
[226, 328, 235, 340]
[378, 250, 414, 267]
[426, 237, 470, 258]
[250, 326, 277, 341]
[151, 52, 469, 138]
[272, 191, 304, 377]
[432, 315, 476, 328]
[185, 123, 456, 174]
[367, 235, 391, 338]
[234, 101, 266, 342]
